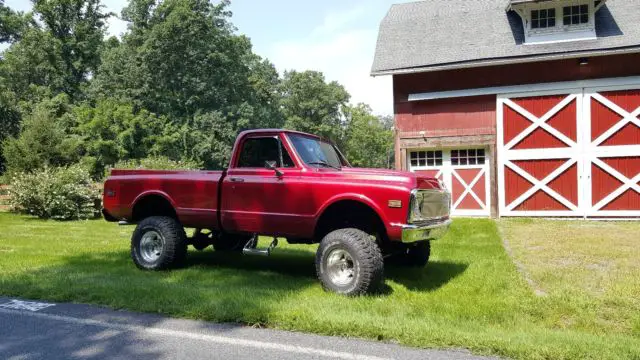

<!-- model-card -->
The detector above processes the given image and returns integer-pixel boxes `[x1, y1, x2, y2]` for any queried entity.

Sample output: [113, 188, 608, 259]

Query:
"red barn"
[372, 0, 640, 218]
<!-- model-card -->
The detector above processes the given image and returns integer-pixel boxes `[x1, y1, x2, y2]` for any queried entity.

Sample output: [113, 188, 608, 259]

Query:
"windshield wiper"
[308, 161, 341, 170]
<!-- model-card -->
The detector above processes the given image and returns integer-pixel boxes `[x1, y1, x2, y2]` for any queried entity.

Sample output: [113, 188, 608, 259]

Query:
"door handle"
[229, 177, 244, 183]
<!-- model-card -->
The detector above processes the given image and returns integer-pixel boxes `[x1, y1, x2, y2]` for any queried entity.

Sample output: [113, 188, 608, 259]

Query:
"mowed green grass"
[500, 218, 640, 336]
[0, 213, 638, 359]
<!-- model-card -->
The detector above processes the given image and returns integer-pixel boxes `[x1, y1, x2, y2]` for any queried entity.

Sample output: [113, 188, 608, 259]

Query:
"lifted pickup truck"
[103, 129, 451, 295]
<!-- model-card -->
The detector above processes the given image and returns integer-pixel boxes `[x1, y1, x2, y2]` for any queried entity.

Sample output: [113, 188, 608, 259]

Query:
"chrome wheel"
[140, 230, 164, 263]
[326, 248, 356, 286]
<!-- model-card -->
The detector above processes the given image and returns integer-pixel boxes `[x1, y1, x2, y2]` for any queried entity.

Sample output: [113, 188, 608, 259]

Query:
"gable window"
[563, 5, 589, 25]
[531, 8, 556, 29]
[410, 150, 442, 167]
[451, 149, 485, 166]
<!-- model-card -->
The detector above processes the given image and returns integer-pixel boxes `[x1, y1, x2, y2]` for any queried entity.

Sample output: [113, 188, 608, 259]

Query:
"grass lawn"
[500, 218, 640, 336]
[0, 212, 638, 359]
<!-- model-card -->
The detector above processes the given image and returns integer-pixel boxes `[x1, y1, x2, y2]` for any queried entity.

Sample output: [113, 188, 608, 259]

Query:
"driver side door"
[220, 135, 301, 235]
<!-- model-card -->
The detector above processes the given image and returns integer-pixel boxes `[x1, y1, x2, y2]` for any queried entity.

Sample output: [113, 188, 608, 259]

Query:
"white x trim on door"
[583, 85, 640, 217]
[497, 89, 583, 216]
[499, 82, 640, 218]
[451, 168, 486, 210]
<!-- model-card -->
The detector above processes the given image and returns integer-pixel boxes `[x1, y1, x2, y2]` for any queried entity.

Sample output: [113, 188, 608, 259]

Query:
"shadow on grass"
[0, 247, 467, 329]
[386, 261, 468, 292]
[0, 245, 471, 358]
[186, 247, 317, 278]
[0, 249, 318, 324]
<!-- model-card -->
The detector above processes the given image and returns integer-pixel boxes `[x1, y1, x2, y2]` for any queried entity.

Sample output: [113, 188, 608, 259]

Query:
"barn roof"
[371, 0, 640, 75]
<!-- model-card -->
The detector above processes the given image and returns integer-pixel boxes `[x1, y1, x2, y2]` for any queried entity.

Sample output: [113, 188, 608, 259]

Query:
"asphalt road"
[0, 296, 496, 360]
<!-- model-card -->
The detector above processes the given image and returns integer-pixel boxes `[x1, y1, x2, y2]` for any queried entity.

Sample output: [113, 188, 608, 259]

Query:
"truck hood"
[321, 167, 442, 190]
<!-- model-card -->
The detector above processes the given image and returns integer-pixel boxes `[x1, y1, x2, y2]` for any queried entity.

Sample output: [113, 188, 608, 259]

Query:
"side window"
[281, 145, 295, 167]
[237, 137, 294, 168]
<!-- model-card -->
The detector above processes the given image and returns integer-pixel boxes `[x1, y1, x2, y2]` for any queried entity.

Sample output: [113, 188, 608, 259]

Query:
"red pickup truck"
[103, 129, 451, 295]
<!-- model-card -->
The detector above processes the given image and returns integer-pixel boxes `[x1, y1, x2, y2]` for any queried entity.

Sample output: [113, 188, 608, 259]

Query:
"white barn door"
[409, 148, 491, 217]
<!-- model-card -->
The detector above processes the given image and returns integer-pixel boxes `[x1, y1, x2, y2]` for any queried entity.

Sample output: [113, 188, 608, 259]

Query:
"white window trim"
[513, 0, 596, 44]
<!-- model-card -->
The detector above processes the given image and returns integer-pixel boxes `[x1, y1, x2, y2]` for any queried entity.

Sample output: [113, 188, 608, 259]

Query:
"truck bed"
[103, 169, 224, 229]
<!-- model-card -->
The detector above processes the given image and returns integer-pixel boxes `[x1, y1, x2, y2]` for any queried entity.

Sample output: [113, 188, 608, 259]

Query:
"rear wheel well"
[314, 200, 387, 244]
[132, 195, 177, 222]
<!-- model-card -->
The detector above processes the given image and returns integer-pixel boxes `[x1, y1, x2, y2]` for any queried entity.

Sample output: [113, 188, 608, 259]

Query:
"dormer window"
[508, 0, 607, 45]
[531, 8, 556, 29]
[563, 5, 589, 25]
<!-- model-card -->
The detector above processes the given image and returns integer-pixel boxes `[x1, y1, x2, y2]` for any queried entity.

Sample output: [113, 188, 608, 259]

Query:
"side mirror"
[264, 160, 283, 177]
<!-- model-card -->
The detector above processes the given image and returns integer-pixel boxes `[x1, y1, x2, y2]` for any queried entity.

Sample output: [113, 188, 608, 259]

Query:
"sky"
[3, 0, 410, 115]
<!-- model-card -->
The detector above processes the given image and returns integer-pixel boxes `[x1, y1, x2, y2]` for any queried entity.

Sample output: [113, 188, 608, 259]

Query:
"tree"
[2, 95, 82, 174]
[343, 104, 393, 169]
[0, 0, 110, 101]
[0, 29, 62, 104]
[72, 99, 174, 177]
[280, 70, 350, 147]
[0, 90, 21, 172]
[0, 0, 28, 43]
[91, 0, 284, 169]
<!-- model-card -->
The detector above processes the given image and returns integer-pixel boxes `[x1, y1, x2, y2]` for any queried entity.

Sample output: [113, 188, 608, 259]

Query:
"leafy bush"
[8, 165, 101, 220]
[72, 99, 178, 179]
[105, 156, 201, 177]
[2, 95, 81, 174]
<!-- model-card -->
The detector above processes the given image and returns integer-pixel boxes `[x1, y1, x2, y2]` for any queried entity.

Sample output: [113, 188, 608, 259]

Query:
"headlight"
[409, 191, 424, 223]
[408, 189, 451, 223]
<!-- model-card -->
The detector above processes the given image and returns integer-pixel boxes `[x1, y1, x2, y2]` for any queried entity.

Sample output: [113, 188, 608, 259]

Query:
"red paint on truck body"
[103, 129, 442, 242]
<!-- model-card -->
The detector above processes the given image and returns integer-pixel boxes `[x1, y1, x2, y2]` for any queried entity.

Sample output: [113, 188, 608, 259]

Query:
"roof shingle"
[371, 0, 640, 75]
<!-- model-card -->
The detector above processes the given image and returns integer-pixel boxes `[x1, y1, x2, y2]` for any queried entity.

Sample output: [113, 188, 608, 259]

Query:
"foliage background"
[0, 0, 394, 181]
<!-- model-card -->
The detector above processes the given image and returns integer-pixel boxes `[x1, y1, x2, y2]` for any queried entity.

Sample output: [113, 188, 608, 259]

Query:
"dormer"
[507, 0, 607, 44]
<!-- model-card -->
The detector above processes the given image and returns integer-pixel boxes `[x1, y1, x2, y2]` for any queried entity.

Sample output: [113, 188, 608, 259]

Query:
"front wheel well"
[314, 200, 387, 244]
[132, 195, 177, 222]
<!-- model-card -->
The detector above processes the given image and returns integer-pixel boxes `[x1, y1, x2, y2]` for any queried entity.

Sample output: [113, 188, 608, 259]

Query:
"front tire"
[131, 216, 187, 270]
[315, 228, 384, 296]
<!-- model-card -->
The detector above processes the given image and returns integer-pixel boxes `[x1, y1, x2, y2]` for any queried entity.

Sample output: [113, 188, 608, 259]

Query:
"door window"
[237, 137, 294, 168]
[409, 150, 442, 167]
[451, 148, 485, 166]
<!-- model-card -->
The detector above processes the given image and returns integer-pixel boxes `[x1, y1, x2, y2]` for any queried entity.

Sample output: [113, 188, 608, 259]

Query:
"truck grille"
[409, 189, 451, 223]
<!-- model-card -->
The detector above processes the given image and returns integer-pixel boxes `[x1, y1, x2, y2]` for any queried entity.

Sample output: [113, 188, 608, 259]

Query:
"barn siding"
[393, 53, 640, 217]
[392, 53, 640, 102]
[395, 95, 496, 138]
[392, 53, 640, 146]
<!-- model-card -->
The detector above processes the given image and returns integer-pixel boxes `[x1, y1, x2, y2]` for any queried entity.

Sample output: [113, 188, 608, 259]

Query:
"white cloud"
[266, 7, 393, 116]
[101, 0, 129, 38]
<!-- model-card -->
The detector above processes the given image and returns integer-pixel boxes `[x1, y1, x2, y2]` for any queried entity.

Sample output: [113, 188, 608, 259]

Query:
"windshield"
[288, 134, 344, 169]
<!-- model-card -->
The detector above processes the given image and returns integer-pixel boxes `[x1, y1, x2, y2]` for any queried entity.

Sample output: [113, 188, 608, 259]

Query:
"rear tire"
[315, 228, 384, 296]
[131, 216, 187, 270]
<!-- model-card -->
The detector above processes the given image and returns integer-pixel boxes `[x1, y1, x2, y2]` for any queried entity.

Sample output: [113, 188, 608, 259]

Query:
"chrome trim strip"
[400, 219, 452, 243]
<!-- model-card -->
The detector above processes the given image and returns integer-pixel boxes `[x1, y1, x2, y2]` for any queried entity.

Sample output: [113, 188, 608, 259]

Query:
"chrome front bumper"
[400, 218, 452, 243]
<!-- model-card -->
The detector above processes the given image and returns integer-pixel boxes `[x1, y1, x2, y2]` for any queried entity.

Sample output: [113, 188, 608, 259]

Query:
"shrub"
[8, 165, 101, 220]
[2, 96, 81, 174]
[105, 156, 200, 178]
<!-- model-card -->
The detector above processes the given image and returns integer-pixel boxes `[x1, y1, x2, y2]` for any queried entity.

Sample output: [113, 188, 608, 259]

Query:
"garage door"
[409, 148, 491, 216]
[497, 85, 640, 217]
